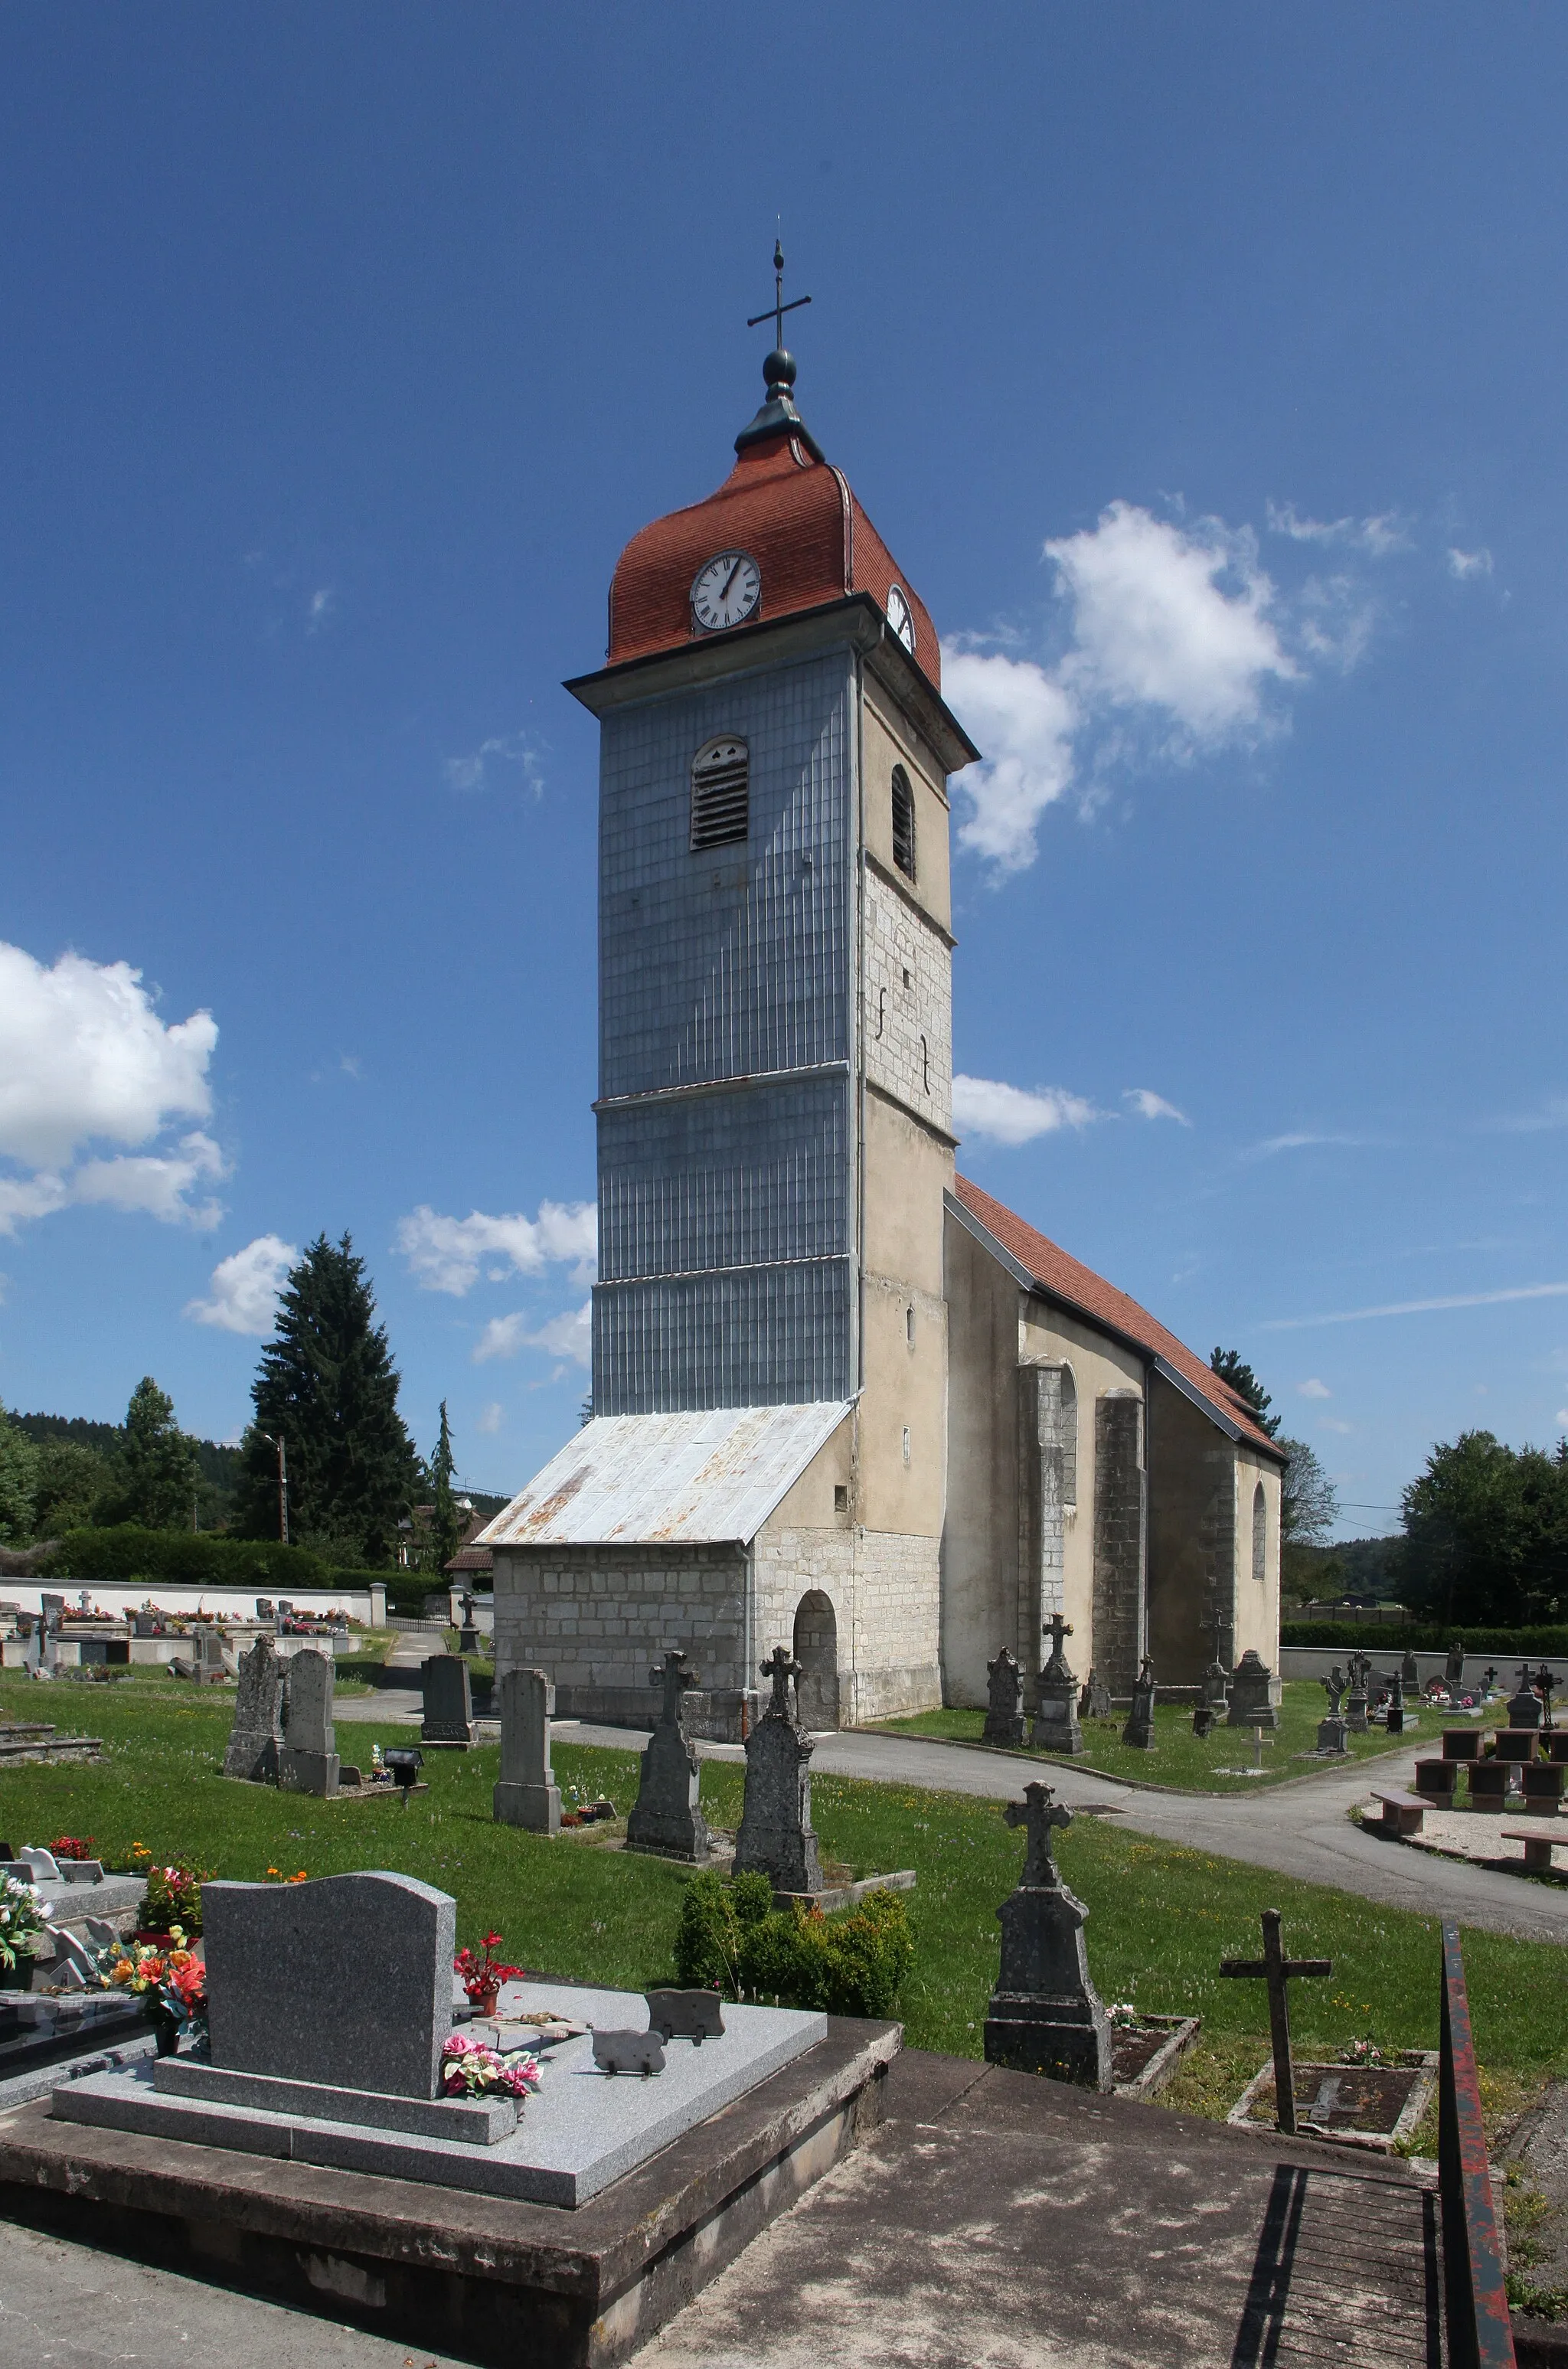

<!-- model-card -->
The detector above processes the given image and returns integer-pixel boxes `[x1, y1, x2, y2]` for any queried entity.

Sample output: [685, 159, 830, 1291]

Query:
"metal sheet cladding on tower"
[596, 653, 854, 1102]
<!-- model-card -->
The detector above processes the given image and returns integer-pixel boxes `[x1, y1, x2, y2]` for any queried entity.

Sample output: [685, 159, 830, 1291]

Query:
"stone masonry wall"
[491, 1543, 747, 1704]
[1016, 1364, 1075, 1695]
[752, 1523, 942, 1727]
[863, 871, 952, 1135]
[1093, 1392, 1146, 1694]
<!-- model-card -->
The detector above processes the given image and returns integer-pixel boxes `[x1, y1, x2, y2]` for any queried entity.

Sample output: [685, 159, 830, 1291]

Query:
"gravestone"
[422, 1654, 475, 1747]
[1401, 1645, 1419, 1688]
[982, 1648, 1024, 1746]
[492, 1668, 560, 1834]
[132, 1613, 158, 1639]
[626, 1651, 712, 1862]
[1344, 1648, 1370, 1735]
[191, 1626, 226, 1685]
[223, 1635, 286, 1783]
[1078, 1668, 1113, 1721]
[255, 1598, 275, 1621]
[1201, 1608, 1233, 1714]
[1227, 1648, 1282, 1731]
[1446, 1639, 1466, 1697]
[39, 1594, 64, 1635]
[1535, 1664, 1557, 1730]
[984, 1780, 1111, 2090]
[1122, 1655, 1156, 1750]
[277, 1647, 339, 1796]
[1316, 1664, 1349, 1755]
[1385, 1668, 1406, 1737]
[733, 1648, 822, 1897]
[1032, 1616, 1083, 1755]
[204, 1871, 454, 2097]
[1508, 1665, 1544, 1730]
[1220, 1910, 1332, 2137]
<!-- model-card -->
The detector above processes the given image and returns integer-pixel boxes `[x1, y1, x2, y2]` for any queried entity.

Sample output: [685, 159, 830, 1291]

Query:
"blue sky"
[2, 6, 1565, 1537]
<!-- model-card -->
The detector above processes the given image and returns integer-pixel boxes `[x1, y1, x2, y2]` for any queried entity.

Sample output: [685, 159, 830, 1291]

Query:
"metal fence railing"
[1440, 1920, 1516, 2369]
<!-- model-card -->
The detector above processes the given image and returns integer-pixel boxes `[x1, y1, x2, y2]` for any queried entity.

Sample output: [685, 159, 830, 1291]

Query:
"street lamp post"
[261, 1433, 289, 1545]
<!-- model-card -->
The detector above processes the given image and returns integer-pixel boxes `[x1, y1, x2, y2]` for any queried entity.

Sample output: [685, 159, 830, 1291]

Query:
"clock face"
[691, 550, 761, 633]
[886, 584, 916, 655]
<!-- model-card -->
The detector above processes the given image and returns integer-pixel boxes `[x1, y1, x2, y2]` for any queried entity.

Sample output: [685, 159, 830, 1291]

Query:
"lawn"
[866, 1681, 1478, 1792]
[2, 1675, 1561, 2128]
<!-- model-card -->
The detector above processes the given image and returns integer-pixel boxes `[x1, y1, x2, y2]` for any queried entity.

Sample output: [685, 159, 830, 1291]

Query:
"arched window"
[891, 765, 916, 881]
[691, 737, 749, 851]
[1252, 1482, 1267, 1585]
[1060, 1365, 1078, 1510]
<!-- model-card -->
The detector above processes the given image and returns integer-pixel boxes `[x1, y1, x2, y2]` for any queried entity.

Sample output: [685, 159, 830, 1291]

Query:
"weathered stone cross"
[649, 1648, 697, 1726]
[1040, 1614, 1074, 1678]
[760, 1645, 802, 1720]
[1219, 1909, 1332, 2135]
[1004, 1780, 1073, 1887]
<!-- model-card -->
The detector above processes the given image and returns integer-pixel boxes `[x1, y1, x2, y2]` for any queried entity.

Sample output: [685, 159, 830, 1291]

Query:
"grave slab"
[51, 1979, 829, 2207]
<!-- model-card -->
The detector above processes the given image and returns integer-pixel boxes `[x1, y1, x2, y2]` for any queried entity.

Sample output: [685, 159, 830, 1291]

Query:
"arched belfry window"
[891, 765, 916, 881]
[1252, 1482, 1267, 1585]
[691, 737, 749, 851]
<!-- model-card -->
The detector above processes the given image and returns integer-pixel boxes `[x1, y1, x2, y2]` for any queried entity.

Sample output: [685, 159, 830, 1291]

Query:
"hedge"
[34, 1528, 390, 1599]
[673, 1870, 914, 2018]
[1282, 1619, 1568, 1655]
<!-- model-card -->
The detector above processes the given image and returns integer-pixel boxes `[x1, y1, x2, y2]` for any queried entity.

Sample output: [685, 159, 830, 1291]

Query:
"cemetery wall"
[752, 1520, 942, 1726]
[0, 1580, 384, 1625]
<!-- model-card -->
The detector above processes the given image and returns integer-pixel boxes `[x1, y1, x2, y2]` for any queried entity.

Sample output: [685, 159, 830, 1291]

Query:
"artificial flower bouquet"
[131, 1850, 211, 1936]
[455, 1932, 526, 2011]
[439, 2031, 541, 2104]
[1339, 2037, 1387, 2068]
[0, 1873, 47, 1979]
[49, 1835, 96, 1863]
[90, 1927, 207, 2052]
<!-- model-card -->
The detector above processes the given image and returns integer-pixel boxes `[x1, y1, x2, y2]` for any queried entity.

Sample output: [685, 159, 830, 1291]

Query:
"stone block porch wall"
[753, 1524, 942, 1729]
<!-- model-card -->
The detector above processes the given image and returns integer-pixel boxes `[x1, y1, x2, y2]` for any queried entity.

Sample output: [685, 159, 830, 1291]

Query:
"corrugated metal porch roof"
[474, 1401, 851, 1550]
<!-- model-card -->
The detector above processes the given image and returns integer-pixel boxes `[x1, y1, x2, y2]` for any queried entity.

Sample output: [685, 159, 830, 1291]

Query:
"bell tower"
[564, 258, 977, 1564]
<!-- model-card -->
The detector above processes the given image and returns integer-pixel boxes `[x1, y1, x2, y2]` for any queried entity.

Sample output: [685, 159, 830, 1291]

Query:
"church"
[479, 299, 1285, 1738]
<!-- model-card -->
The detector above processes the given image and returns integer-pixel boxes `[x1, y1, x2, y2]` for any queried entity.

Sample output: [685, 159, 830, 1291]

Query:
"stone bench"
[1502, 1828, 1567, 1874]
[1370, 1791, 1425, 1838]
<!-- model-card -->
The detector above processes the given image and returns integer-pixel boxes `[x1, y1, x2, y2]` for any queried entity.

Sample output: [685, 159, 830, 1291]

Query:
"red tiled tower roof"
[606, 398, 939, 691]
[953, 1175, 1285, 1459]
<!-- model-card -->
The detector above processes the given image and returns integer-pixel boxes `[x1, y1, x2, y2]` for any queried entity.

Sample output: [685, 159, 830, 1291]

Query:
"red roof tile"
[953, 1175, 1284, 1458]
[607, 424, 940, 691]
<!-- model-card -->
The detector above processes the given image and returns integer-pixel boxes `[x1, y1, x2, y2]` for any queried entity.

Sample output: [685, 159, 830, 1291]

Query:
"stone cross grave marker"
[1535, 1665, 1557, 1730]
[626, 1650, 712, 1863]
[422, 1652, 475, 1747]
[1220, 1908, 1332, 2136]
[733, 1647, 822, 1897]
[278, 1646, 339, 1797]
[982, 1648, 1024, 1747]
[984, 1780, 1110, 2090]
[1201, 1606, 1233, 1711]
[1033, 1616, 1084, 1756]
[1315, 1664, 1348, 1756]
[493, 1668, 560, 1833]
[1226, 1648, 1281, 1731]
[1508, 1665, 1544, 1730]
[1122, 1655, 1156, 1750]
[223, 1635, 286, 1784]
[204, 1870, 455, 2097]
[1344, 1648, 1371, 1734]
[1386, 1666, 1406, 1736]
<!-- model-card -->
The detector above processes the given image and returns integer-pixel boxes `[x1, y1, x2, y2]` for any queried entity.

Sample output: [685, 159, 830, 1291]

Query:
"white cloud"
[444, 734, 544, 798]
[397, 1201, 597, 1296]
[953, 1074, 1099, 1146]
[1047, 502, 1298, 743]
[1124, 1088, 1189, 1125]
[0, 943, 225, 1236]
[1318, 1416, 1354, 1434]
[1448, 547, 1493, 581]
[1266, 502, 1410, 556]
[1296, 1378, 1333, 1400]
[475, 1401, 505, 1436]
[1264, 1281, 1568, 1332]
[185, 1234, 297, 1335]
[1556, 1408, 1568, 1429]
[473, 1299, 592, 1367]
[1246, 1132, 1365, 1159]
[306, 587, 336, 633]
[945, 652, 1076, 873]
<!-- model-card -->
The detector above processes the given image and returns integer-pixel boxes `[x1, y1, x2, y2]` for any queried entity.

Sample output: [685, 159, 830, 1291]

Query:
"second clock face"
[691, 550, 761, 632]
[886, 585, 916, 655]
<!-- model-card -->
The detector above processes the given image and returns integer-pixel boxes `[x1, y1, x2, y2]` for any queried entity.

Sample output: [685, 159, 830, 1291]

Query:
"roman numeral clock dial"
[691, 549, 761, 632]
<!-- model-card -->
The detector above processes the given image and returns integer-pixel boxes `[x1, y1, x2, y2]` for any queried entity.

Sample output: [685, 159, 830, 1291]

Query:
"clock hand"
[720, 557, 743, 603]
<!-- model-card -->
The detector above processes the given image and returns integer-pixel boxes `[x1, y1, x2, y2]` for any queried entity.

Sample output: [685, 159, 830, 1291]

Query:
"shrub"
[38, 1527, 332, 1591]
[671, 1872, 913, 2019]
[1282, 1620, 1568, 1655]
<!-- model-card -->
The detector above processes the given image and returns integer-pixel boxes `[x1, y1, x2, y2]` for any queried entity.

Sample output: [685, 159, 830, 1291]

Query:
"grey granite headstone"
[1508, 1666, 1544, 1729]
[40, 1594, 64, 1635]
[191, 1626, 227, 1685]
[985, 1782, 1111, 2090]
[626, 1652, 712, 1863]
[733, 1648, 823, 1897]
[1122, 1655, 1156, 1750]
[1401, 1645, 1419, 1688]
[204, 1871, 455, 2099]
[278, 1647, 339, 1796]
[1032, 1616, 1083, 1755]
[982, 1648, 1024, 1747]
[224, 1635, 286, 1783]
[493, 1668, 560, 1834]
[1226, 1648, 1282, 1730]
[422, 1654, 475, 1747]
[1078, 1668, 1113, 1721]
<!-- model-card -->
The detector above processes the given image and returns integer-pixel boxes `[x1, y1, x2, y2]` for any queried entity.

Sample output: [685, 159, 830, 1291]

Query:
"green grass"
[867, 1681, 1475, 1792]
[3, 1677, 1561, 2114]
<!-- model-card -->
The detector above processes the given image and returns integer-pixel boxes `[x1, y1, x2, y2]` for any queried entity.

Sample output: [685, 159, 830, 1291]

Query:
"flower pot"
[469, 1986, 500, 2018]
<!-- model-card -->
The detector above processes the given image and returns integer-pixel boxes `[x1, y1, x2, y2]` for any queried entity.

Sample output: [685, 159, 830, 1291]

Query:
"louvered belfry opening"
[691, 737, 750, 851]
[891, 764, 916, 881]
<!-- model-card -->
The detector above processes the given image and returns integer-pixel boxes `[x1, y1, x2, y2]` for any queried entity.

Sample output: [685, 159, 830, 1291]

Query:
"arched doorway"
[793, 1591, 840, 1730]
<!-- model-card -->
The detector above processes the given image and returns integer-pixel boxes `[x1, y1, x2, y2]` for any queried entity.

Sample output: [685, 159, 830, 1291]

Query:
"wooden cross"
[760, 1645, 802, 1719]
[1040, 1613, 1074, 1679]
[1004, 1780, 1073, 1887]
[1220, 1909, 1332, 2135]
[648, 1648, 697, 1727]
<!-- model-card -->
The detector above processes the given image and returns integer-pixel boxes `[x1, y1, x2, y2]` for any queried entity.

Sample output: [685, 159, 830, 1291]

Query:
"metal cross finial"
[1220, 1910, 1332, 2136]
[746, 238, 812, 354]
[1004, 1780, 1073, 1887]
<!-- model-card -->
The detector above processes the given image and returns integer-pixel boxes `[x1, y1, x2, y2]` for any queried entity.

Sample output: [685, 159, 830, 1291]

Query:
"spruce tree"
[0, 1400, 39, 1542]
[114, 1377, 203, 1530]
[239, 1234, 419, 1564]
[429, 1400, 460, 1575]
